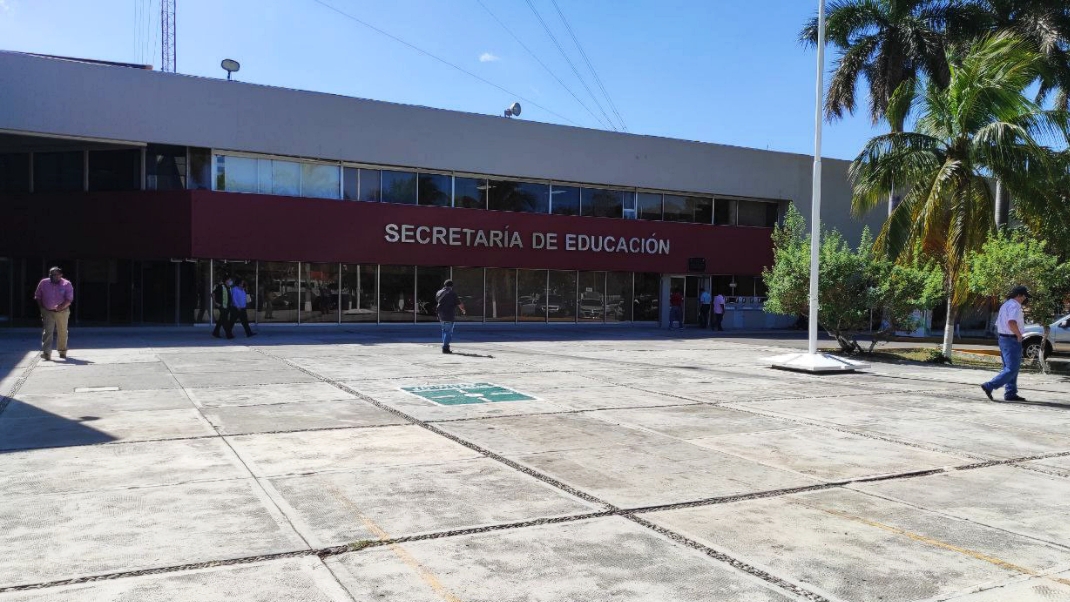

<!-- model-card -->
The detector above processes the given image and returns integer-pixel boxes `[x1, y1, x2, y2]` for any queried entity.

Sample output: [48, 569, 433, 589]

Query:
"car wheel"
[1023, 340, 1052, 360]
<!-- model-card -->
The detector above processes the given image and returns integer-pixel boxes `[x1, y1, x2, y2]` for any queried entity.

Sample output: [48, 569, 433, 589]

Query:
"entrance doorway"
[668, 275, 710, 327]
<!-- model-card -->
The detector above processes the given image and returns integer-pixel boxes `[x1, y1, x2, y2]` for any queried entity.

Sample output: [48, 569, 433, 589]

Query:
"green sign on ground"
[400, 382, 536, 405]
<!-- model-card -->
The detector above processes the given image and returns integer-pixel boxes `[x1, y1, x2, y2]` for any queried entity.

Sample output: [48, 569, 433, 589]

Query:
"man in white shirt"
[981, 286, 1030, 402]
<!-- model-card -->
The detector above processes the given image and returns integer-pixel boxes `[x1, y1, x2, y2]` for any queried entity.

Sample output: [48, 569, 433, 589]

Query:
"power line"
[521, 0, 617, 131]
[549, 0, 627, 132]
[473, 0, 611, 130]
[309, 0, 582, 127]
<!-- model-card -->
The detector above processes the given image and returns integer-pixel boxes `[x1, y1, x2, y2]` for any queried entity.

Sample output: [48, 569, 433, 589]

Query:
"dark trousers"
[231, 307, 254, 337]
[712, 312, 724, 331]
[212, 306, 234, 338]
[699, 304, 711, 329]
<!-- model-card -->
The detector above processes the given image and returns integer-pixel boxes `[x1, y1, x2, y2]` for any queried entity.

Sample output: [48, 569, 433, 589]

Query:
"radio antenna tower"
[161, 0, 176, 72]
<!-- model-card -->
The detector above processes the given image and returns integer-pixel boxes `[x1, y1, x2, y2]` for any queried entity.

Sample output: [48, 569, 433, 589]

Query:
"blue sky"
[0, 0, 887, 160]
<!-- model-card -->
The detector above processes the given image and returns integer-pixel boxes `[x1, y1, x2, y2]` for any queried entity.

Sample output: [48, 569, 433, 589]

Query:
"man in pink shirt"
[34, 266, 75, 361]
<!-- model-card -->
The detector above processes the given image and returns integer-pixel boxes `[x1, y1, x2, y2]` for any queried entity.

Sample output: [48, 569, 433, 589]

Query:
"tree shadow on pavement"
[0, 399, 116, 453]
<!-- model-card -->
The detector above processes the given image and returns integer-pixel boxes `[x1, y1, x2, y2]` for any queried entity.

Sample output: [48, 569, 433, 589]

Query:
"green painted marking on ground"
[400, 382, 536, 405]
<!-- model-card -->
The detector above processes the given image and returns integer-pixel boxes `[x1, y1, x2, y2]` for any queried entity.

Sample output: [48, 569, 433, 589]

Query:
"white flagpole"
[808, 0, 825, 356]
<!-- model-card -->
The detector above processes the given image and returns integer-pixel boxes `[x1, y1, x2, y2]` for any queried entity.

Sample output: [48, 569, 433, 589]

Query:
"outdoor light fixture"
[767, 0, 866, 373]
[503, 102, 522, 118]
[221, 58, 241, 81]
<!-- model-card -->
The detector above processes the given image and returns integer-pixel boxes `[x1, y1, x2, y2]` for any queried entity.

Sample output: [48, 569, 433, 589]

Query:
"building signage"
[383, 224, 671, 255]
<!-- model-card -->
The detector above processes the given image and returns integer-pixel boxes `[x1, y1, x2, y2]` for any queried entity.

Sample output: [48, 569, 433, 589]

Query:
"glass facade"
[381, 170, 417, 205]
[578, 271, 606, 322]
[489, 180, 549, 214]
[636, 193, 663, 221]
[517, 270, 547, 322]
[301, 262, 339, 323]
[379, 264, 415, 322]
[418, 173, 451, 207]
[485, 268, 517, 322]
[550, 185, 580, 216]
[341, 263, 377, 322]
[454, 177, 485, 209]
[663, 195, 712, 224]
[34, 151, 84, 193]
[88, 149, 141, 191]
[256, 261, 299, 323]
[582, 188, 626, 219]
[0, 154, 30, 193]
[548, 270, 578, 322]
[416, 266, 451, 322]
[451, 267, 484, 321]
[148, 145, 187, 191]
[358, 169, 381, 202]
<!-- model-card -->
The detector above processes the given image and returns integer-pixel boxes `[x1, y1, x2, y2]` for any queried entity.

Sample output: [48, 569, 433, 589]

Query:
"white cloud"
[479, 52, 500, 63]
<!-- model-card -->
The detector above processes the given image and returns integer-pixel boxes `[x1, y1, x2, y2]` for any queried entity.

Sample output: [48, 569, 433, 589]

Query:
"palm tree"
[850, 34, 1069, 359]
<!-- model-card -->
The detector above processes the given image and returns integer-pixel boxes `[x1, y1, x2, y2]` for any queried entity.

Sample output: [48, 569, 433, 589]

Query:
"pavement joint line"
[622, 514, 832, 602]
[0, 354, 40, 419]
[252, 347, 836, 602]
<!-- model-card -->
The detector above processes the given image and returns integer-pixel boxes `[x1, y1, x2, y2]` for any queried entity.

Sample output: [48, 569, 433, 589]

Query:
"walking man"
[668, 287, 684, 330]
[435, 280, 466, 354]
[712, 290, 726, 331]
[981, 286, 1030, 402]
[698, 288, 711, 329]
[212, 275, 235, 339]
[35, 266, 74, 360]
[230, 278, 256, 338]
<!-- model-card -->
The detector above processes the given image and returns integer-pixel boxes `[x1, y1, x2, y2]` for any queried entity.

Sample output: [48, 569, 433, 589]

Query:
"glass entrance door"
[668, 275, 710, 327]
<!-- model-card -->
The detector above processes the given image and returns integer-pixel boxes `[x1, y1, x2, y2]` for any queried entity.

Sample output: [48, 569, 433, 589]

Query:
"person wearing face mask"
[34, 266, 74, 360]
[212, 275, 235, 339]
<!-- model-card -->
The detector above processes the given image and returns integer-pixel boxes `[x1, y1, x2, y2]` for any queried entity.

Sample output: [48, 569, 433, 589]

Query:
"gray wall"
[0, 51, 884, 244]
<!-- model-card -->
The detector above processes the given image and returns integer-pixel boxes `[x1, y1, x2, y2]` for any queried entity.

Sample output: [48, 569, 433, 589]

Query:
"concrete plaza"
[1, 326, 1069, 601]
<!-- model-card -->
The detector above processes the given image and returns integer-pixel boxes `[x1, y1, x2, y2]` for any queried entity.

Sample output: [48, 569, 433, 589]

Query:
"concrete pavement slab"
[0, 557, 354, 602]
[539, 385, 702, 410]
[0, 479, 307, 588]
[516, 441, 818, 508]
[646, 487, 1070, 602]
[226, 425, 481, 477]
[0, 438, 245, 495]
[266, 457, 598, 547]
[861, 415, 1070, 458]
[942, 571, 1070, 601]
[0, 408, 215, 451]
[853, 465, 1070, 546]
[326, 516, 797, 602]
[436, 413, 675, 455]
[171, 369, 318, 389]
[285, 358, 452, 381]
[17, 363, 179, 395]
[691, 426, 968, 481]
[723, 396, 945, 428]
[157, 351, 291, 373]
[4, 389, 193, 418]
[592, 405, 796, 439]
[182, 381, 355, 408]
[1027, 454, 1070, 476]
[202, 398, 406, 435]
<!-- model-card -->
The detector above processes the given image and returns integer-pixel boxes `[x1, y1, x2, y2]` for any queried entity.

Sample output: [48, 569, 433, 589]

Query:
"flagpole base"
[767, 352, 868, 373]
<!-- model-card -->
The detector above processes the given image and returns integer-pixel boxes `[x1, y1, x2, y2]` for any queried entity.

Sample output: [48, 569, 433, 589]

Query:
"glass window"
[379, 265, 415, 322]
[636, 193, 662, 221]
[454, 177, 485, 209]
[76, 259, 108, 324]
[693, 197, 713, 224]
[256, 261, 299, 323]
[418, 173, 452, 207]
[341, 264, 377, 322]
[633, 272, 660, 321]
[488, 180, 549, 213]
[213, 260, 254, 326]
[34, 151, 83, 193]
[662, 194, 688, 222]
[582, 188, 624, 218]
[0, 258, 11, 324]
[578, 271, 606, 322]
[343, 167, 359, 201]
[711, 276, 734, 300]
[216, 155, 257, 193]
[147, 145, 186, 191]
[606, 272, 633, 322]
[302, 163, 341, 199]
[622, 191, 637, 219]
[0, 153, 30, 193]
[452, 267, 484, 322]
[548, 270, 577, 322]
[714, 199, 736, 225]
[417, 266, 451, 322]
[179, 259, 212, 325]
[485, 268, 516, 322]
[89, 149, 141, 191]
[188, 148, 212, 190]
[550, 185, 580, 216]
[737, 200, 778, 227]
[382, 170, 417, 205]
[301, 263, 339, 323]
[270, 160, 300, 196]
[517, 270, 547, 322]
[359, 169, 381, 202]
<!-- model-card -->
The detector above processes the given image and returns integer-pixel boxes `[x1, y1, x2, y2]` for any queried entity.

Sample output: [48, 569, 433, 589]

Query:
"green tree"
[763, 206, 942, 354]
[967, 231, 1070, 372]
[849, 34, 1069, 361]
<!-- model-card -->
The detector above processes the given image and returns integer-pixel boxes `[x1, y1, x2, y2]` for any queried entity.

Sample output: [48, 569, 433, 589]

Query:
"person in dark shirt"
[435, 280, 466, 354]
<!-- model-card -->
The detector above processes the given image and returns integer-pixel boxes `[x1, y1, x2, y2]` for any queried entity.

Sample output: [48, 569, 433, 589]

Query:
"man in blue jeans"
[982, 286, 1030, 402]
[435, 280, 466, 354]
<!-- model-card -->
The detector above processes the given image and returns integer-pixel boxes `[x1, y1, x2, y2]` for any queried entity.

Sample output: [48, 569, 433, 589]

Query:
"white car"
[1021, 313, 1070, 359]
